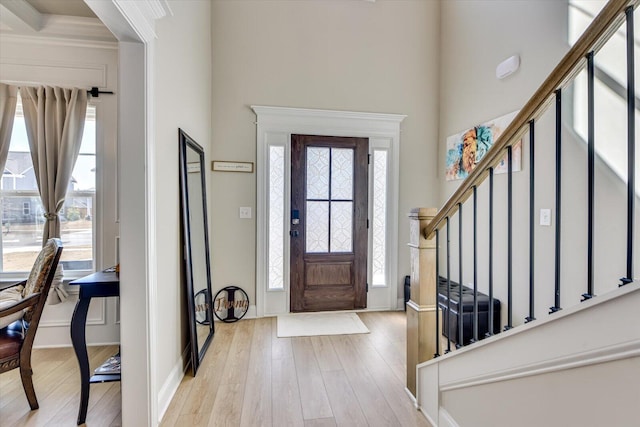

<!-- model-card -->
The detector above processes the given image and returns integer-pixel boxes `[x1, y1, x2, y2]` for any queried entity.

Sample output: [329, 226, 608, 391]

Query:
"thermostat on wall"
[496, 55, 520, 80]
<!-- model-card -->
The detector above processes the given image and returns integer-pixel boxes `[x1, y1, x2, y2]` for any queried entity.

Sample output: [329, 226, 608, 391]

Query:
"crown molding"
[251, 105, 407, 125]
[0, 33, 117, 50]
[0, 0, 172, 46]
[83, 0, 172, 43]
[41, 15, 116, 42]
[110, 0, 172, 42]
[146, 0, 173, 20]
[0, 0, 116, 44]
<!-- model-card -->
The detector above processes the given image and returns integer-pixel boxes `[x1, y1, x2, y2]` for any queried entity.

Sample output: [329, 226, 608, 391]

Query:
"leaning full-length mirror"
[178, 128, 214, 375]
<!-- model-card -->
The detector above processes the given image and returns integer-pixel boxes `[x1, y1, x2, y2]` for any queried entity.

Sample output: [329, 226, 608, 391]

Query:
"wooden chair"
[0, 238, 63, 410]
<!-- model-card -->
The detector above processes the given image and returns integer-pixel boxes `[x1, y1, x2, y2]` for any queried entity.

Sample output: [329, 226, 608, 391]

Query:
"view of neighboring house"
[1, 151, 86, 225]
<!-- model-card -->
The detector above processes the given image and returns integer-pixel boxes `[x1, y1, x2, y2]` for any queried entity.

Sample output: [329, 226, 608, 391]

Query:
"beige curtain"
[0, 84, 18, 174]
[20, 86, 87, 246]
[21, 86, 87, 304]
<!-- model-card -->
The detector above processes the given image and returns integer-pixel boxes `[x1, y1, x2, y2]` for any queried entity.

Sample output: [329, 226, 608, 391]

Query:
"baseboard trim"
[245, 304, 257, 319]
[408, 386, 437, 427]
[420, 407, 438, 427]
[404, 386, 418, 408]
[157, 346, 189, 422]
[439, 407, 460, 427]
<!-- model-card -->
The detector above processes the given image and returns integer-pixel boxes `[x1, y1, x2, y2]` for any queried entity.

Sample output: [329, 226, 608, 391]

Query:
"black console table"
[69, 269, 120, 425]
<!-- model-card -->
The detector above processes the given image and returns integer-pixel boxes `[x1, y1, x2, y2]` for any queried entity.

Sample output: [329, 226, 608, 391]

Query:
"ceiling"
[25, 0, 96, 18]
[0, 0, 115, 43]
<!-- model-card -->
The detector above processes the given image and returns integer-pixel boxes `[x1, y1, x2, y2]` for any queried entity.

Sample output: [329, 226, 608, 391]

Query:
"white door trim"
[86, 1, 171, 425]
[252, 106, 406, 317]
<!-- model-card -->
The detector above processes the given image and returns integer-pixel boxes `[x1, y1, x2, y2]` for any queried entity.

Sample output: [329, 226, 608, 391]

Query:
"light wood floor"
[0, 344, 121, 426]
[0, 311, 431, 426]
[162, 311, 430, 427]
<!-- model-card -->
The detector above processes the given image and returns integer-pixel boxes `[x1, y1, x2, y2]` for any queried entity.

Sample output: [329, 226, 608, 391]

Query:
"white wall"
[437, 0, 640, 329]
[438, 0, 569, 167]
[438, 0, 570, 327]
[152, 0, 212, 411]
[210, 0, 440, 306]
[0, 33, 120, 347]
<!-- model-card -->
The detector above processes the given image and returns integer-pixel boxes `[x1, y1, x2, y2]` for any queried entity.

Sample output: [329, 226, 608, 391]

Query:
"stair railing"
[407, 0, 638, 392]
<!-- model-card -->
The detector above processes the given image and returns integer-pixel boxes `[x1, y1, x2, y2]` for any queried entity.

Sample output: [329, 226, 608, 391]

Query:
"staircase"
[407, 1, 640, 425]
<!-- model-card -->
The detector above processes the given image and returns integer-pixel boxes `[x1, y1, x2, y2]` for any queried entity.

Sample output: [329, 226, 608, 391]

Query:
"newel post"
[406, 207, 439, 397]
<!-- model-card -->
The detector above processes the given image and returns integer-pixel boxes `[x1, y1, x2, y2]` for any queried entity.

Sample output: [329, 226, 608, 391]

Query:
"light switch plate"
[239, 207, 252, 219]
[540, 208, 551, 226]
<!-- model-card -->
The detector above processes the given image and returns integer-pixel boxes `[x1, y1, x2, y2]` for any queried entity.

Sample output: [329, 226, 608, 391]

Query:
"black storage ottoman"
[437, 277, 501, 346]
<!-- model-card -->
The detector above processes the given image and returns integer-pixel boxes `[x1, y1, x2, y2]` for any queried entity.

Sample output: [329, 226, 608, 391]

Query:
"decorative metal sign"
[213, 286, 249, 323]
[194, 289, 211, 325]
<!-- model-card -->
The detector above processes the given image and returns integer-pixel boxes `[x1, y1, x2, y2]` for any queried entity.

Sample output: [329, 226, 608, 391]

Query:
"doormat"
[276, 312, 370, 338]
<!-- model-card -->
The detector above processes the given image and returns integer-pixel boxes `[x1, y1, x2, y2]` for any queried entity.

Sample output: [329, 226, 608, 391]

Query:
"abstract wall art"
[445, 110, 521, 181]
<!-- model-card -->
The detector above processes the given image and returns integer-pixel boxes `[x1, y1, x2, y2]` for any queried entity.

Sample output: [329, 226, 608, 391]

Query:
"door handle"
[289, 230, 299, 237]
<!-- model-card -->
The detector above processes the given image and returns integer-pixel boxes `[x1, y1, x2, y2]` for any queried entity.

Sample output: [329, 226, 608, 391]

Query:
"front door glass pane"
[306, 201, 329, 253]
[330, 201, 353, 252]
[306, 147, 329, 199]
[330, 148, 353, 200]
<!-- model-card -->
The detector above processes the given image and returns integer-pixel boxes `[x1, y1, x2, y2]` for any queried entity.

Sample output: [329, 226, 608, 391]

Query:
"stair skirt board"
[416, 283, 640, 427]
[440, 338, 640, 392]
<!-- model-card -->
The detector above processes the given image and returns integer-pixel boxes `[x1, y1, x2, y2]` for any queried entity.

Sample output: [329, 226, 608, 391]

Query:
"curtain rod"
[87, 87, 114, 97]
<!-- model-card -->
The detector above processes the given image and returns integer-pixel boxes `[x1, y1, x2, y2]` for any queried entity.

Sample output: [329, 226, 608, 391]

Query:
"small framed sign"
[212, 161, 254, 173]
[187, 162, 201, 173]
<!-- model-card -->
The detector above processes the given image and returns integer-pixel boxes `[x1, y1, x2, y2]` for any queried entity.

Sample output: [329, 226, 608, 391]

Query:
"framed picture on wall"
[211, 161, 254, 173]
[445, 110, 522, 181]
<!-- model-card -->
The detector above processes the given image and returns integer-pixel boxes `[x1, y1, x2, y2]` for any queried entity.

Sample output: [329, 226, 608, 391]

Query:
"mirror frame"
[178, 128, 214, 375]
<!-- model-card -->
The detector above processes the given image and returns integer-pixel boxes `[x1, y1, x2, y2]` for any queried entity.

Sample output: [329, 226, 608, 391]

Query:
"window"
[0, 95, 96, 273]
[568, 1, 639, 185]
[304, 146, 356, 254]
[268, 145, 285, 290]
[371, 149, 388, 287]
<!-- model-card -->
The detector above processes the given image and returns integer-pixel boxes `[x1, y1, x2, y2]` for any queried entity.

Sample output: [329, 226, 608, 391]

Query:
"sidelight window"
[371, 149, 388, 287]
[268, 145, 285, 290]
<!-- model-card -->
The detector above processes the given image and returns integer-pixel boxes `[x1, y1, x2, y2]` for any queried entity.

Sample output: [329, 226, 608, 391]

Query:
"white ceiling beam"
[0, 0, 43, 32]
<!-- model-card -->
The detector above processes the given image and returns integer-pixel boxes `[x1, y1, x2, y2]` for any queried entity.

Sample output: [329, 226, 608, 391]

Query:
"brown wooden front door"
[290, 134, 369, 312]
